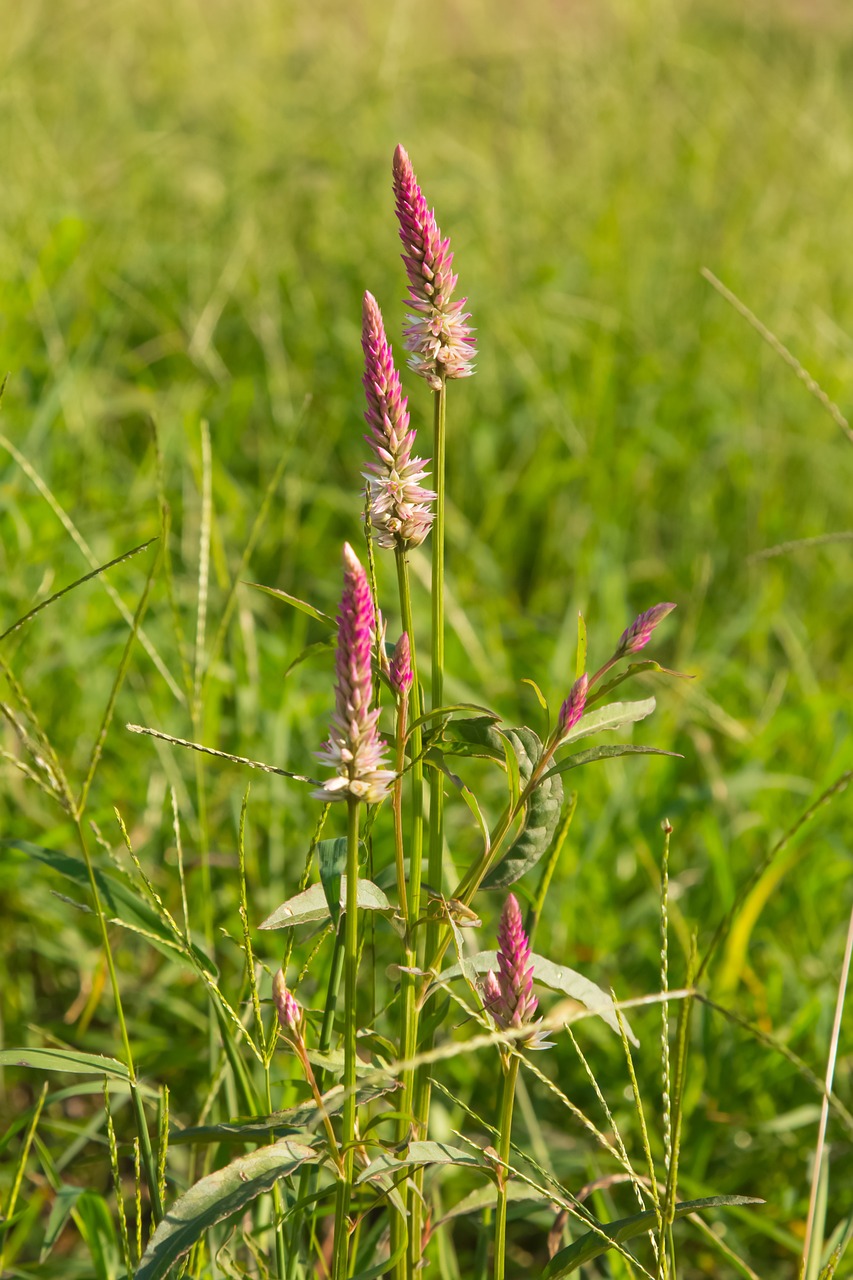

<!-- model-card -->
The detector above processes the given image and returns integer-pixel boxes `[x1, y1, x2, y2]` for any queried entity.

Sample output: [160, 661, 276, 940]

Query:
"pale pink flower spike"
[315, 544, 396, 805]
[485, 894, 553, 1051]
[362, 291, 436, 549]
[392, 145, 476, 389]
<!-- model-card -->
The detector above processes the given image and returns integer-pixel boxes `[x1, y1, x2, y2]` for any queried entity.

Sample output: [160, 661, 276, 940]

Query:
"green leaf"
[576, 612, 587, 679]
[318, 837, 347, 928]
[357, 1141, 486, 1183]
[442, 716, 508, 762]
[436, 1181, 551, 1225]
[0, 1048, 131, 1080]
[171, 1082, 398, 1145]
[438, 951, 637, 1044]
[245, 581, 335, 627]
[135, 1139, 321, 1280]
[259, 877, 402, 933]
[592, 660, 690, 703]
[40, 1185, 86, 1263]
[74, 1191, 121, 1280]
[483, 728, 563, 888]
[426, 749, 491, 856]
[1, 839, 217, 977]
[542, 1195, 763, 1278]
[561, 697, 657, 747]
[543, 744, 681, 781]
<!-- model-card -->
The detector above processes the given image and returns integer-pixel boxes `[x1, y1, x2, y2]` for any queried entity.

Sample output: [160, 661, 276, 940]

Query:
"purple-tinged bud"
[392, 145, 476, 389]
[389, 632, 413, 698]
[485, 896, 554, 1051]
[315, 544, 396, 805]
[616, 603, 676, 658]
[273, 969, 301, 1034]
[362, 292, 436, 549]
[557, 673, 588, 741]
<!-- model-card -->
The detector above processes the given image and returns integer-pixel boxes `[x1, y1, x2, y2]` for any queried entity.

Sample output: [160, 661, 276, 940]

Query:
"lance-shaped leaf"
[441, 715, 508, 762]
[135, 1139, 321, 1280]
[318, 837, 347, 928]
[357, 1141, 487, 1184]
[542, 1195, 763, 1278]
[559, 697, 657, 747]
[259, 876, 403, 934]
[439, 951, 638, 1044]
[245, 582, 335, 628]
[483, 728, 563, 888]
[543, 744, 681, 782]
[0, 1048, 131, 1080]
[172, 1082, 399, 1145]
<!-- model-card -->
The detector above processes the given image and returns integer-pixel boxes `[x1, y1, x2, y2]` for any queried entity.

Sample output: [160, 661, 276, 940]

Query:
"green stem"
[493, 1054, 521, 1280]
[265, 1069, 288, 1280]
[74, 819, 163, 1223]
[332, 797, 361, 1280]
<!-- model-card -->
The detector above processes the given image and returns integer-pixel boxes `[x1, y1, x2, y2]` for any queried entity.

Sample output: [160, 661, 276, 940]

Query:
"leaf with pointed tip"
[542, 1195, 764, 1278]
[245, 582, 335, 628]
[318, 838, 347, 928]
[439, 951, 637, 1044]
[591, 661, 691, 704]
[483, 728, 563, 888]
[561, 697, 657, 747]
[436, 1181, 551, 1225]
[135, 1139, 320, 1280]
[576, 613, 588, 679]
[543, 744, 681, 781]
[357, 1141, 486, 1184]
[426, 750, 490, 857]
[40, 1185, 87, 1263]
[259, 877, 403, 934]
[2, 840, 218, 976]
[442, 716, 508, 762]
[0, 1048, 131, 1080]
[171, 1082, 398, 1145]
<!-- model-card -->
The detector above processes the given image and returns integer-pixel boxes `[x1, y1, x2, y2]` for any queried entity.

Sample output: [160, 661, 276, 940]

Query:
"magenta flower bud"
[315, 544, 396, 805]
[273, 969, 301, 1034]
[616, 603, 677, 658]
[485, 895, 553, 1050]
[389, 632, 413, 698]
[557, 673, 588, 741]
[362, 292, 436, 549]
[392, 145, 476, 389]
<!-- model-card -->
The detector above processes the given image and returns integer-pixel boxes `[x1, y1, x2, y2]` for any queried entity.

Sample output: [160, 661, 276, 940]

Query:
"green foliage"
[1, 0, 853, 1276]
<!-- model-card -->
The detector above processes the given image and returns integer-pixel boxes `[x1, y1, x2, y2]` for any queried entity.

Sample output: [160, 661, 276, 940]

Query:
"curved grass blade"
[246, 581, 335, 628]
[126, 723, 319, 784]
[0, 539, 157, 643]
[0, 1048, 131, 1080]
[541, 1196, 763, 1278]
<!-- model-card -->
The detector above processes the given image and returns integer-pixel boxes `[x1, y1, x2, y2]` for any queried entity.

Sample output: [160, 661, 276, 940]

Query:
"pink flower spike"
[273, 969, 301, 1035]
[485, 895, 553, 1051]
[315, 544, 396, 805]
[390, 632, 413, 698]
[392, 145, 476, 389]
[362, 292, 436, 549]
[616, 603, 677, 658]
[557, 673, 588, 741]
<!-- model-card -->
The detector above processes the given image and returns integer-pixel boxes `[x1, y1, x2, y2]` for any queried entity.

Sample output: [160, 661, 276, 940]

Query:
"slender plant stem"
[74, 818, 163, 1223]
[332, 797, 361, 1280]
[494, 1054, 521, 1280]
[265, 1068, 288, 1280]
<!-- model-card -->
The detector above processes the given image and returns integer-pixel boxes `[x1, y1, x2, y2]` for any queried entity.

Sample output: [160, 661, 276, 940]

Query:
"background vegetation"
[1, 0, 852, 1274]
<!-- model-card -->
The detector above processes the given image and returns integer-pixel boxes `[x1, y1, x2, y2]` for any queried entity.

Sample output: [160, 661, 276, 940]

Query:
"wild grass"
[1, 0, 852, 1276]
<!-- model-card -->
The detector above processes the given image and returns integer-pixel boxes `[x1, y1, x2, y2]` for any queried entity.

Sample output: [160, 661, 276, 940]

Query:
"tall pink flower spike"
[315, 543, 396, 805]
[616, 603, 677, 658]
[392, 145, 476, 389]
[485, 894, 553, 1051]
[362, 291, 436, 549]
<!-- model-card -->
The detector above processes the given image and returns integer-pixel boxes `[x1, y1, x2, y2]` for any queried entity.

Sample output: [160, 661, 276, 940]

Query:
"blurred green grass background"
[1, 0, 852, 1273]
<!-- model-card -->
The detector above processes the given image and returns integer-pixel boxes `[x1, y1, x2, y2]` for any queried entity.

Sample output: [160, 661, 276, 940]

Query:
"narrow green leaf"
[318, 837, 347, 928]
[0, 1048, 131, 1080]
[439, 950, 637, 1044]
[542, 1195, 763, 1278]
[426, 749, 491, 857]
[171, 1082, 398, 1145]
[245, 581, 335, 627]
[483, 728, 563, 888]
[436, 1181, 550, 1224]
[40, 1185, 86, 1263]
[259, 877, 402, 933]
[135, 1139, 320, 1280]
[591, 660, 691, 703]
[561, 697, 657, 746]
[521, 678, 549, 714]
[0, 839, 217, 977]
[576, 612, 587, 679]
[543, 744, 681, 781]
[357, 1141, 486, 1183]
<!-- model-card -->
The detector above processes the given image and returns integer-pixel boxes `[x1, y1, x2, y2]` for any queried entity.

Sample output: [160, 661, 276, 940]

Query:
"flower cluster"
[557, 673, 588, 742]
[389, 631, 413, 698]
[392, 145, 476, 388]
[484, 895, 552, 1050]
[362, 291, 436, 549]
[273, 969, 301, 1034]
[316, 544, 396, 804]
